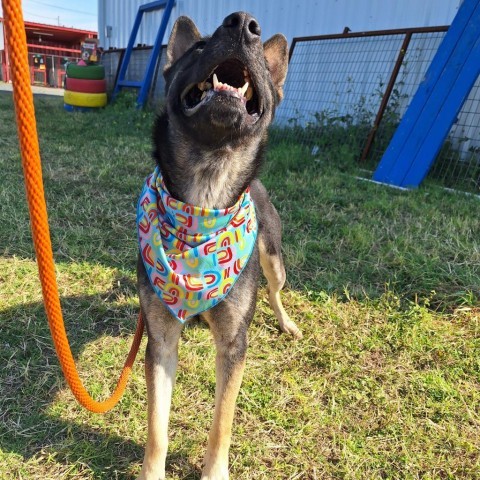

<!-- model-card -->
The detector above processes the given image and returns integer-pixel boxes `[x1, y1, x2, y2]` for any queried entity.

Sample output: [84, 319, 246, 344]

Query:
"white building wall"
[98, 0, 461, 50]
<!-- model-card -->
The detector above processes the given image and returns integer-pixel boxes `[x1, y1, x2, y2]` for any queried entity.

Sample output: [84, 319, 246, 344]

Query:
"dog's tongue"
[213, 73, 251, 100]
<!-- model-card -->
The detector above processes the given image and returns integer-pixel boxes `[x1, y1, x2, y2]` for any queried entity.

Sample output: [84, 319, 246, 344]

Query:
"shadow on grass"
[0, 288, 204, 479]
[1, 410, 202, 479]
[1, 414, 144, 479]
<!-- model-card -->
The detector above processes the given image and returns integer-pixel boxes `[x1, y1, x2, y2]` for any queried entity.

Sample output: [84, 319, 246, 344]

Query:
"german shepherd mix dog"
[136, 12, 302, 480]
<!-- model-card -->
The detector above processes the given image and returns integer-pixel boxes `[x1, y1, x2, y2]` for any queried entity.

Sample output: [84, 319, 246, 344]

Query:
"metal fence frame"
[288, 26, 449, 163]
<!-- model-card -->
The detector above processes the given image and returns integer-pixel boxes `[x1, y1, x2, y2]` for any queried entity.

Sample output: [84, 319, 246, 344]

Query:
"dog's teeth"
[213, 73, 219, 89]
[201, 91, 206, 100]
[239, 82, 249, 97]
[198, 81, 206, 91]
[245, 86, 253, 101]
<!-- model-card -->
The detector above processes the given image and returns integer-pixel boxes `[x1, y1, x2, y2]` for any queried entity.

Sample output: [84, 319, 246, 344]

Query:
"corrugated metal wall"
[98, 0, 461, 50]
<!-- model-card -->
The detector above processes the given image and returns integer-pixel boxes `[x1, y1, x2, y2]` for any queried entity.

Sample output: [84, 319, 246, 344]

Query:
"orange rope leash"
[3, 0, 144, 413]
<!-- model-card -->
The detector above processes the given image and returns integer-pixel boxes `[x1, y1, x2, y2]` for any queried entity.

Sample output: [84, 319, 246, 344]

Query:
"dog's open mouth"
[181, 59, 260, 120]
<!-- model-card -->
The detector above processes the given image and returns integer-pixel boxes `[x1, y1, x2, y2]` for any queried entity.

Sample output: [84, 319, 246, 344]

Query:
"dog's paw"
[201, 473, 229, 480]
[136, 468, 165, 480]
[136, 475, 165, 480]
[201, 462, 229, 480]
[279, 317, 303, 339]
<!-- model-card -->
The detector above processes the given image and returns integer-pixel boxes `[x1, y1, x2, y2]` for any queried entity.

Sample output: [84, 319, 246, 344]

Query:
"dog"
[136, 12, 302, 480]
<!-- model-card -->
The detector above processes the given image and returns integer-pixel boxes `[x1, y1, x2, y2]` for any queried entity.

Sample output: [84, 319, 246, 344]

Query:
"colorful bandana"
[137, 166, 257, 322]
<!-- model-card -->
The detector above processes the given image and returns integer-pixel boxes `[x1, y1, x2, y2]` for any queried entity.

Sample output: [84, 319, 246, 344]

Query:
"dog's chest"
[182, 147, 257, 209]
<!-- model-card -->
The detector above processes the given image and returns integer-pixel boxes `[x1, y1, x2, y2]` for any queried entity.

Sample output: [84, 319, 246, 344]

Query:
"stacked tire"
[64, 64, 107, 111]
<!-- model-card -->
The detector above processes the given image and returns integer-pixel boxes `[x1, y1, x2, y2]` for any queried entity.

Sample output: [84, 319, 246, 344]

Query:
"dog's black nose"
[222, 12, 261, 40]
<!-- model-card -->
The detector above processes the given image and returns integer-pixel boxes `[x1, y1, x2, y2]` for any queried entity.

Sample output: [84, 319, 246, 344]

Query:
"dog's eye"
[195, 41, 206, 51]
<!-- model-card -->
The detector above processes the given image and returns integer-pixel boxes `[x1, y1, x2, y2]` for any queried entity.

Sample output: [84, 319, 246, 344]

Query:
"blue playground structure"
[112, 0, 175, 108]
[373, 0, 480, 188]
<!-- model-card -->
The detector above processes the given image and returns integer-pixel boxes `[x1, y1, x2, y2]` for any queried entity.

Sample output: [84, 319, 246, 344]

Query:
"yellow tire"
[64, 90, 107, 108]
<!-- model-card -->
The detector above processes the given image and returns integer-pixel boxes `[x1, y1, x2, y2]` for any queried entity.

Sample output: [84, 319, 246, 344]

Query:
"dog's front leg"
[201, 310, 249, 480]
[137, 307, 183, 480]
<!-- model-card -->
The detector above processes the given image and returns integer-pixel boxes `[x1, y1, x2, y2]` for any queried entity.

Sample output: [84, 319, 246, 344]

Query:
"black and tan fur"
[137, 12, 302, 480]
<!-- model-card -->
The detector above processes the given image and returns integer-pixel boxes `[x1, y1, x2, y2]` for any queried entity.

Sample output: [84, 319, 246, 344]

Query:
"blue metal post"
[112, 0, 175, 108]
[137, 0, 175, 107]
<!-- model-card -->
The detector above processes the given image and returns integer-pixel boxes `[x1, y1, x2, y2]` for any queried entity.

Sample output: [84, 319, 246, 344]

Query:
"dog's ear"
[263, 34, 289, 101]
[165, 16, 202, 71]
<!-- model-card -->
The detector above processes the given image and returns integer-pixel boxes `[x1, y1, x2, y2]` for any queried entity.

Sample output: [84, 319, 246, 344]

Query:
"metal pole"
[360, 32, 413, 162]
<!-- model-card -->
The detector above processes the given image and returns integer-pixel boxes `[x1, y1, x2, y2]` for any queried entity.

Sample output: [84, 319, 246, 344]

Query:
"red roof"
[23, 19, 97, 43]
[1, 18, 98, 56]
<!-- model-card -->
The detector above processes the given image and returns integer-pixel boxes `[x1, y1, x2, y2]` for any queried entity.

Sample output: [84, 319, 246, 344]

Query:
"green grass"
[0, 92, 479, 479]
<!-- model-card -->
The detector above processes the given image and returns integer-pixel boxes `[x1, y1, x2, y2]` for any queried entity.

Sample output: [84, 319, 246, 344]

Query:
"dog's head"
[163, 12, 288, 146]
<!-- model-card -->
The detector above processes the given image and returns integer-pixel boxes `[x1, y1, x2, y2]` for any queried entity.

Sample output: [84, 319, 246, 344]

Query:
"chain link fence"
[428, 75, 480, 192]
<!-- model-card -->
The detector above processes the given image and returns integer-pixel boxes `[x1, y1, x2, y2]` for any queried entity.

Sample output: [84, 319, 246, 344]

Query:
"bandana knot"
[137, 167, 257, 322]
